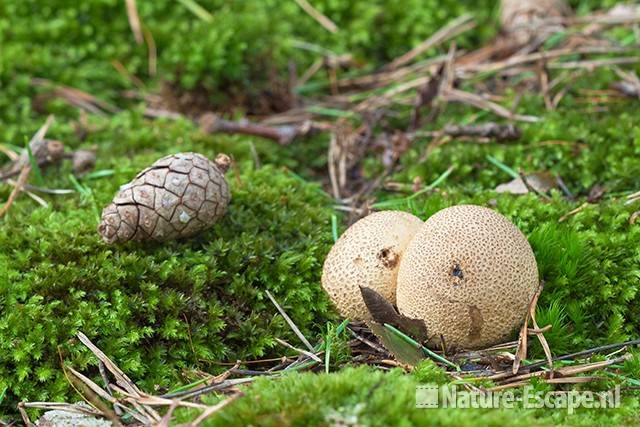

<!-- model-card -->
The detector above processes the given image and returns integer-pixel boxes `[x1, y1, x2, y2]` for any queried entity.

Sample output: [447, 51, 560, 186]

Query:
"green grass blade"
[331, 214, 339, 242]
[325, 323, 332, 374]
[177, 0, 213, 22]
[486, 155, 520, 179]
[85, 169, 115, 180]
[384, 324, 460, 370]
[306, 106, 354, 118]
[371, 166, 455, 210]
[26, 140, 43, 185]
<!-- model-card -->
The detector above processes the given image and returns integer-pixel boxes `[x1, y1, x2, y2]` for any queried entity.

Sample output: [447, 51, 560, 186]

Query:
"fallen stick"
[459, 45, 630, 75]
[0, 138, 65, 181]
[442, 88, 540, 122]
[0, 116, 55, 218]
[385, 14, 475, 70]
[440, 123, 522, 141]
[293, 0, 338, 33]
[199, 113, 330, 145]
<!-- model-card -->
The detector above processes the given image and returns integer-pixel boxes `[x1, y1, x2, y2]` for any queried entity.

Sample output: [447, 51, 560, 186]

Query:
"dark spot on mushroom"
[353, 256, 364, 267]
[450, 263, 465, 285]
[377, 247, 399, 269]
[452, 264, 463, 278]
[468, 304, 483, 340]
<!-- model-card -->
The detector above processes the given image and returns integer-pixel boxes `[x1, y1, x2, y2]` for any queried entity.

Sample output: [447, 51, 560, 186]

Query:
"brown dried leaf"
[495, 172, 556, 195]
[366, 321, 425, 367]
[587, 184, 606, 203]
[513, 282, 544, 374]
[359, 286, 428, 341]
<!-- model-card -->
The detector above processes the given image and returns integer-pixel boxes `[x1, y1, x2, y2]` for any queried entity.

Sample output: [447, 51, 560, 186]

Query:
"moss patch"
[173, 365, 640, 426]
[0, 146, 336, 409]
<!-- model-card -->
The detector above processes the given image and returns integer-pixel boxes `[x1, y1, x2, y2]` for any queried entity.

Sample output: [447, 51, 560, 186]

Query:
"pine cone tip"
[214, 153, 231, 173]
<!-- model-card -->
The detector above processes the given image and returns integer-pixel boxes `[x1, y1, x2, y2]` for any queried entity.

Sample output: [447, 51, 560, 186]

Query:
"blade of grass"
[335, 318, 349, 335]
[306, 105, 354, 118]
[177, 0, 213, 22]
[25, 139, 43, 185]
[85, 169, 115, 180]
[69, 174, 100, 220]
[331, 214, 339, 242]
[313, 319, 349, 352]
[165, 377, 211, 395]
[68, 174, 90, 197]
[325, 323, 332, 373]
[486, 155, 520, 179]
[384, 324, 460, 370]
[371, 166, 454, 210]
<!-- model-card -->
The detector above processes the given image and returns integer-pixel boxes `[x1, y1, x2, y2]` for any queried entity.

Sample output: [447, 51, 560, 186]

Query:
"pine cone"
[98, 152, 231, 244]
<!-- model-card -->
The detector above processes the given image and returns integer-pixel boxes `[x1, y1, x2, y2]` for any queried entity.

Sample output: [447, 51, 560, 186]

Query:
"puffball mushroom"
[321, 211, 423, 321]
[396, 205, 538, 350]
[98, 152, 231, 244]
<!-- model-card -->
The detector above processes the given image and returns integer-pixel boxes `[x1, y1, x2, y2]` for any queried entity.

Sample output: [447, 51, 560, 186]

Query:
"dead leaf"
[366, 322, 425, 367]
[587, 184, 606, 203]
[359, 286, 428, 341]
[495, 172, 556, 194]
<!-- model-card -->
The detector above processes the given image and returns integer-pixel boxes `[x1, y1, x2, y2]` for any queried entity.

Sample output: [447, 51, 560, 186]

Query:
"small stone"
[98, 152, 231, 244]
[36, 403, 112, 427]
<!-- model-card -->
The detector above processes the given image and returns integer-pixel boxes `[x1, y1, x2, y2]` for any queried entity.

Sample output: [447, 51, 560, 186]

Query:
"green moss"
[2, 0, 640, 422]
[0, 0, 496, 114]
[171, 366, 640, 426]
[0, 124, 337, 410]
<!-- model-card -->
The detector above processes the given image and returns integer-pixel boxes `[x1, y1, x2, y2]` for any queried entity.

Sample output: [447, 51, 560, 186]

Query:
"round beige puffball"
[321, 211, 423, 321]
[396, 205, 538, 350]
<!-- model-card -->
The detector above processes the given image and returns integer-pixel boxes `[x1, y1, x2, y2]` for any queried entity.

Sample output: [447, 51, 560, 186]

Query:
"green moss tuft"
[172, 365, 640, 426]
[0, 161, 336, 410]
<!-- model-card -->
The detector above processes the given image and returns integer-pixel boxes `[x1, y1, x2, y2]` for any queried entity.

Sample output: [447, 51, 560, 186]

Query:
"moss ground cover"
[1, 0, 639, 423]
[172, 364, 640, 426]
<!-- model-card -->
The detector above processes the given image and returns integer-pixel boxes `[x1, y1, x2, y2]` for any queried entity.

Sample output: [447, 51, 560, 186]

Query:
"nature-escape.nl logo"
[416, 385, 620, 413]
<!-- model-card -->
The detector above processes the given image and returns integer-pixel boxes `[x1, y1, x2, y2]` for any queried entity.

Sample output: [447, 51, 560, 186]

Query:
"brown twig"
[0, 165, 31, 219]
[293, 0, 338, 33]
[513, 282, 545, 374]
[142, 25, 157, 76]
[0, 115, 55, 217]
[442, 88, 540, 122]
[125, 0, 143, 44]
[439, 123, 522, 141]
[183, 393, 242, 427]
[265, 290, 316, 353]
[31, 78, 120, 115]
[386, 14, 475, 70]
[199, 113, 329, 145]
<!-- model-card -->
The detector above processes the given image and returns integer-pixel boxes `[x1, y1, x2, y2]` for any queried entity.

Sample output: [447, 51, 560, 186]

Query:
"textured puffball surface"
[98, 152, 230, 244]
[321, 211, 423, 321]
[396, 205, 538, 350]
